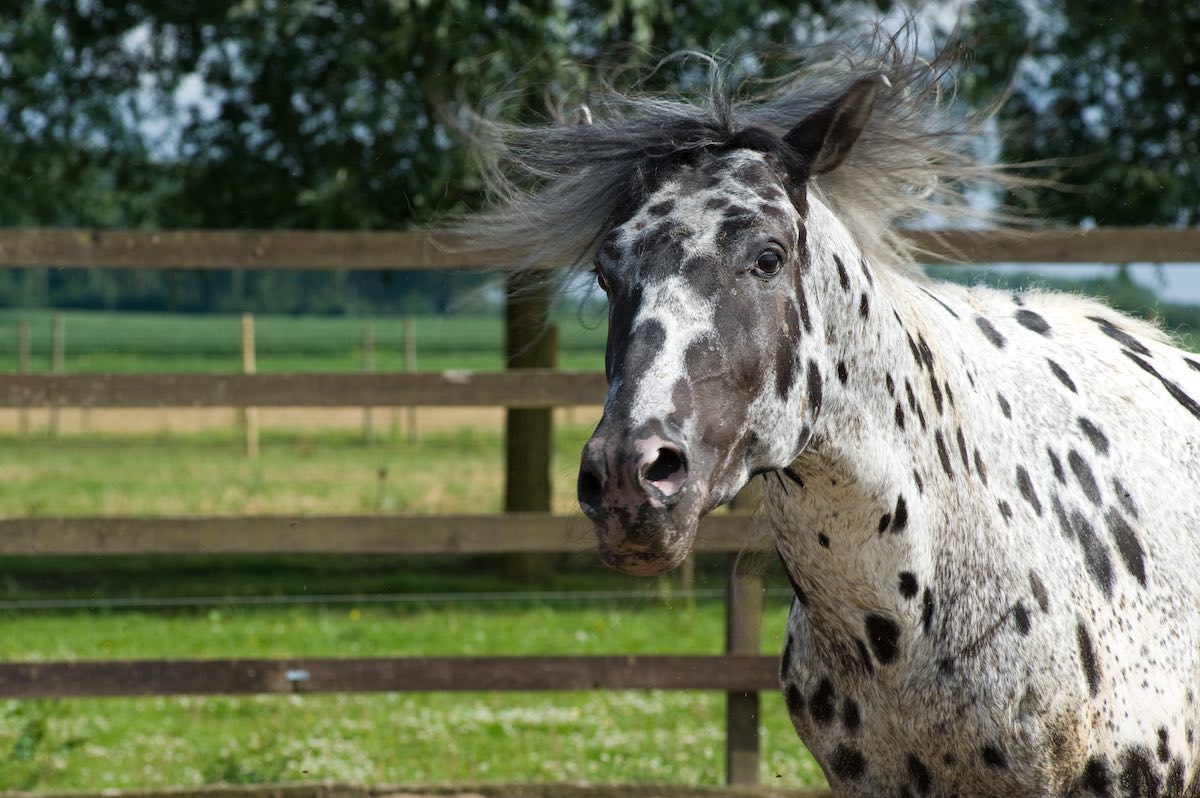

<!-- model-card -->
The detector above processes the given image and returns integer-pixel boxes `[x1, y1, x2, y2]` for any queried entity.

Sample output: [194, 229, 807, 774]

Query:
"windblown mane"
[453, 25, 1019, 275]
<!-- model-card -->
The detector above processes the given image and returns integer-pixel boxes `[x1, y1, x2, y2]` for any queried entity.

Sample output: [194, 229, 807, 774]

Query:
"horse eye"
[594, 268, 611, 293]
[754, 249, 783, 276]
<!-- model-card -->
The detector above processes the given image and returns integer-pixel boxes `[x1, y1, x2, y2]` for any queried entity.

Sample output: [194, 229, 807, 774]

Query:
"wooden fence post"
[725, 481, 764, 786]
[504, 271, 557, 583]
[16, 319, 30, 435]
[402, 314, 417, 443]
[49, 313, 64, 438]
[362, 324, 375, 445]
[241, 313, 259, 458]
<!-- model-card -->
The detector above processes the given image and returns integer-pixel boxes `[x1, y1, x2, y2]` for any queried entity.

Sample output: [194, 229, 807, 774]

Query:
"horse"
[456, 29, 1200, 798]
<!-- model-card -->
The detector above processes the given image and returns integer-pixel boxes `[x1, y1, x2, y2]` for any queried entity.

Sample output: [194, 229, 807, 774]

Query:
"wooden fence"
[0, 227, 1196, 787]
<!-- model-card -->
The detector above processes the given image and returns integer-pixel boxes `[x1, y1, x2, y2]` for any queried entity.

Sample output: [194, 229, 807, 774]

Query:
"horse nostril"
[578, 465, 604, 512]
[644, 447, 684, 483]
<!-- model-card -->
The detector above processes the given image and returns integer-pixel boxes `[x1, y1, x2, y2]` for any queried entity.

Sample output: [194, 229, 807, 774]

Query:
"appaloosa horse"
[461, 32, 1200, 798]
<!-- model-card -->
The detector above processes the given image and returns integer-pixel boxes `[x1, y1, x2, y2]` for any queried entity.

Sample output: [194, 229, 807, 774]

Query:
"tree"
[965, 1, 1200, 225]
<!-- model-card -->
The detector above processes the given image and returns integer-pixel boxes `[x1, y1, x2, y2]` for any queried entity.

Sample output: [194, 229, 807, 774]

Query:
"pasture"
[0, 424, 819, 791]
[1, 271, 1195, 793]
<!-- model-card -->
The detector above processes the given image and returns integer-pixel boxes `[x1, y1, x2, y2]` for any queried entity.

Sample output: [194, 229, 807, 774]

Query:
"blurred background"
[0, 0, 1197, 792]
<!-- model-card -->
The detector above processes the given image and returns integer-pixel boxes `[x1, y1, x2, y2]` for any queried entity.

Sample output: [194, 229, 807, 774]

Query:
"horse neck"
[765, 201, 967, 656]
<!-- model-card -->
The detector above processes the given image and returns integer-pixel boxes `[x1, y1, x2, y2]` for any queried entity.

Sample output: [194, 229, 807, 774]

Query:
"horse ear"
[783, 74, 889, 175]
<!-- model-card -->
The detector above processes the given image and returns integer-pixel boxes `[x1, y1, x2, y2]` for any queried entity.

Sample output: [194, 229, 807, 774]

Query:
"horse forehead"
[608, 150, 796, 266]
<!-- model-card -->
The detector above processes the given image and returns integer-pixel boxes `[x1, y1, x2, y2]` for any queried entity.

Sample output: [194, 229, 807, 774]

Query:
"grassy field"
[0, 601, 821, 790]
[0, 309, 608, 373]
[0, 425, 821, 791]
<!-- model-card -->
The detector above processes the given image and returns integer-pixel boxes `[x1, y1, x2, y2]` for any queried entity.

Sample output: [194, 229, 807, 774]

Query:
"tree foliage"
[965, 1, 1200, 225]
[0, 1, 1194, 313]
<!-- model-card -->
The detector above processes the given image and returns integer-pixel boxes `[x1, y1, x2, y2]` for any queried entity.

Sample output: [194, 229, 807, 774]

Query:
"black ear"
[783, 74, 889, 175]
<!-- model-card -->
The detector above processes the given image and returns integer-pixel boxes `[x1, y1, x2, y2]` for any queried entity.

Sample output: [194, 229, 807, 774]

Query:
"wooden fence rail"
[0, 514, 762, 556]
[2, 225, 1193, 787]
[0, 655, 779, 699]
[0, 227, 1196, 270]
[0, 371, 607, 408]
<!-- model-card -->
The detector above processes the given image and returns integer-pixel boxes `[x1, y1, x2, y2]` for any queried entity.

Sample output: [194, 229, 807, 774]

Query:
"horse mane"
[451, 23, 1023, 276]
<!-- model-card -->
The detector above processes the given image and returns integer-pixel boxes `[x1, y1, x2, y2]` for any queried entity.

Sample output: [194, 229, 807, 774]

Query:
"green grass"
[0, 602, 822, 791]
[0, 309, 607, 373]
[0, 427, 822, 791]
[0, 424, 593, 517]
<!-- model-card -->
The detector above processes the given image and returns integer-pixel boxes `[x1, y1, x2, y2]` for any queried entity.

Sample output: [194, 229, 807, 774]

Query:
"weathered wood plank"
[0, 229, 485, 270]
[0, 655, 781, 698]
[905, 227, 1200, 265]
[0, 513, 763, 556]
[0, 227, 1195, 270]
[0, 371, 607, 408]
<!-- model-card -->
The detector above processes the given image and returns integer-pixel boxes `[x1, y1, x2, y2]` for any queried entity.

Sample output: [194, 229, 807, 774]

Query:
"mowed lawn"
[0, 426, 823, 791]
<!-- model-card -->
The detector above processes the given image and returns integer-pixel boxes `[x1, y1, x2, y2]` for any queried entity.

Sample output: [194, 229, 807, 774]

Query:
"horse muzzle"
[577, 428, 706, 575]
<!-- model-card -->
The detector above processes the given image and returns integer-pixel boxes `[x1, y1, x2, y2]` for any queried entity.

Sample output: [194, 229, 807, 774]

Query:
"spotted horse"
[458, 32, 1200, 798]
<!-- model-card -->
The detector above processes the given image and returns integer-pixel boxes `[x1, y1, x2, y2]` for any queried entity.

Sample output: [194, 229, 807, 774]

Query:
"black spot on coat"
[998, 393, 1012, 418]
[1048, 447, 1066, 484]
[1083, 755, 1113, 797]
[1015, 309, 1051, 335]
[981, 745, 1008, 768]
[908, 754, 933, 794]
[1105, 509, 1147, 586]
[1074, 510, 1114, 598]
[1112, 477, 1139, 518]
[1012, 601, 1031, 635]
[784, 682, 804, 717]
[935, 431, 954, 478]
[975, 316, 1006, 348]
[836, 360, 848, 384]
[1016, 466, 1042, 516]
[830, 745, 867, 781]
[921, 589, 935, 634]
[899, 572, 919, 598]
[1029, 571, 1050, 613]
[1051, 494, 1073, 540]
[810, 678, 836, 725]
[796, 285, 813, 334]
[892, 495, 908, 532]
[955, 428, 970, 472]
[929, 375, 944, 414]
[864, 614, 900, 664]
[1077, 621, 1101, 696]
[1068, 449, 1102, 505]
[859, 292, 870, 319]
[973, 449, 988, 485]
[1118, 746, 1161, 798]
[1047, 358, 1078, 392]
[1077, 417, 1110, 454]
[1124, 349, 1200, 422]
[1089, 315, 1151, 356]
[833, 254, 850, 291]
[806, 360, 823, 417]
[917, 335, 935, 371]
[842, 698, 861, 733]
